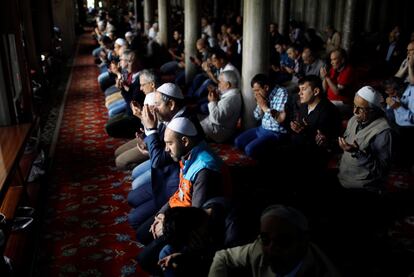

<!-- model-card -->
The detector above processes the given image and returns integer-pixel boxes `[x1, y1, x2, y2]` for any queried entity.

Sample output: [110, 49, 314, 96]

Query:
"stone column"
[334, 0, 344, 31]
[242, 0, 270, 129]
[144, 0, 154, 24]
[184, 0, 200, 84]
[278, 0, 290, 36]
[378, 0, 389, 33]
[305, 0, 318, 28]
[319, 0, 333, 31]
[342, 0, 356, 51]
[364, 0, 375, 33]
[157, 0, 169, 46]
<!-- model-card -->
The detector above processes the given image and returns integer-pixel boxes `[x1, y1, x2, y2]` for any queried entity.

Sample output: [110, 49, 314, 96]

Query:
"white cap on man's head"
[144, 92, 156, 106]
[167, 117, 197, 136]
[115, 38, 126, 46]
[125, 31, 133, 38]
[356, 86, 383, 109]
[157, 83, 184, 99]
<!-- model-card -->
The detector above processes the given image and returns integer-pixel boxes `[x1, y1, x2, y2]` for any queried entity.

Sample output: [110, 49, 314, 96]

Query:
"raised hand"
[338, 137, 359, 153]
[141, 104, 157, 129]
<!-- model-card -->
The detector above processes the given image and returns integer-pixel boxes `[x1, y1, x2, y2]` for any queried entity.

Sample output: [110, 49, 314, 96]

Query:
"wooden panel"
[0, 186, 24, 220]
[0, 123, 31, 193]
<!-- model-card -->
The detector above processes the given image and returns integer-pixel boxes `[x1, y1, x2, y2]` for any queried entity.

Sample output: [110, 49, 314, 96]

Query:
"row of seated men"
[91, 25, 414, 275]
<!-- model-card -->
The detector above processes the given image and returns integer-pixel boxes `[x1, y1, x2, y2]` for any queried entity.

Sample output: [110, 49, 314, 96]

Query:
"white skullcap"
[157, 83, 184, 99]
[167, 117, 197, 136]
[125, 31, 133, 38]
[144, 92, 156, 106]
[356, 86, 383, 109]
[261, 205, 308, 232]
[115, 38, 126, 46]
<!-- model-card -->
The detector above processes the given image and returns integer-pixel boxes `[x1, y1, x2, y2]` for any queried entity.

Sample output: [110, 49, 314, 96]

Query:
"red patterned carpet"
[37, 33, 146, 276]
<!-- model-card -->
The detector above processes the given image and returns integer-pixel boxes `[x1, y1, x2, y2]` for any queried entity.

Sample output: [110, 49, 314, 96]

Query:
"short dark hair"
[330, 48, 348, 64]
[163, 207, 209, 248]
[298, 75, 323, 92]
[211, 48, 228, 61]
[251, 73, 270, 88]
[160, 93, 185, 108]
[384, 76, 404, 95]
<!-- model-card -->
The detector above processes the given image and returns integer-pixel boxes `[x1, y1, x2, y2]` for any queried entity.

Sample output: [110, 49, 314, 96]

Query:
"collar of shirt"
[131, 72, 140, 83]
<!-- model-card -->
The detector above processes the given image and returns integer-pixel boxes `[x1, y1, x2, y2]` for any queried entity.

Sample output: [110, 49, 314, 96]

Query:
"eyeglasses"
[140, 82, 151, 87]
[353, 105, 371, 113]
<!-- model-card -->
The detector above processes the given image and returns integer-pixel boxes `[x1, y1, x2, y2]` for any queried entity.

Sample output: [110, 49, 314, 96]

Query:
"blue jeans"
[187, 77, 213, 99]
[131, 160, 152, 190]
[98, 71, 116, 91]
[234, 126, 284, 158]
[108, 100, 127, 118]
[159, 244, 176, 277]
[127, 182, 156, 229]
[104, 85, 120, 97]
[160, 61, 179, 74]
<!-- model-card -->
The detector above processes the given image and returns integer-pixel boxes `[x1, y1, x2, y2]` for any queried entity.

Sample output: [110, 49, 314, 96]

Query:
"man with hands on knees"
[337, 86, 393, 191]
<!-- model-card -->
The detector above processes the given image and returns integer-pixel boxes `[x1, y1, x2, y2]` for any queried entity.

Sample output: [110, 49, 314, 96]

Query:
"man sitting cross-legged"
[234, 74, 288, 159]
[135, 117, 226, 275]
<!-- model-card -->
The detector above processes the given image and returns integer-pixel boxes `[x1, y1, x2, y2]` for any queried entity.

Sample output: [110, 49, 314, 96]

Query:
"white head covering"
[144, 92, 156, 106]
[356, 86, 384, 109]
[157, 83, 184, 99]
[261, 205, 308, 232]
[114, 38, 126, 46]
[125, 31, 134, 38]
[167, 117, 197, 136]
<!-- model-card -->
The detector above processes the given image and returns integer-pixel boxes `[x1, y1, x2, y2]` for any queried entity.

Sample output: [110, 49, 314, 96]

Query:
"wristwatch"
[145, 127, 158, 131]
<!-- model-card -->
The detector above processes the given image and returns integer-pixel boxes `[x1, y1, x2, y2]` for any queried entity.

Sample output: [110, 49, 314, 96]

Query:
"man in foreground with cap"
[127, 83, 203, 229]
[338, 86, 393, 190]
[135, 117, 224, 275]
[208, 205, 340, 277]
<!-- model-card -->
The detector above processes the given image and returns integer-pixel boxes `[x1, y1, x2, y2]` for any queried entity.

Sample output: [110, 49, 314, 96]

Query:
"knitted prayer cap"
[114, 38, 126, 46]
[356, 86, 384, 109]
[166, 117, 197, 136]
[157, 83, 184, 99]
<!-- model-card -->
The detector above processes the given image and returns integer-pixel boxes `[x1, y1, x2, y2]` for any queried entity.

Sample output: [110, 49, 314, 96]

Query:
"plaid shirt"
[253, 86, 288, 133]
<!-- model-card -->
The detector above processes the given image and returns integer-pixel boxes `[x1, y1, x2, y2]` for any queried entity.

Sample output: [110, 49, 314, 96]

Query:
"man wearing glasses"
[338, 86, 393, 190]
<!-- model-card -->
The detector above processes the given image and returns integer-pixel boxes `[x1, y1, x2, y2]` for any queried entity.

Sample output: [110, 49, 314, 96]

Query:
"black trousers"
[105, 113, 142, 139]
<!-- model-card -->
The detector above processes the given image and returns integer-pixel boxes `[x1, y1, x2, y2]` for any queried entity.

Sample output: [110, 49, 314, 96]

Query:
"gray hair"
[261, 205, 308, 232]
[139, 69, 159, 87]
[220, 70, 239, 88]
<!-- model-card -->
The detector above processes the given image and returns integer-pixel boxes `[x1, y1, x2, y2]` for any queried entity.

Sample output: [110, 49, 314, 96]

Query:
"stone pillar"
[157, 0, 169, 46]
[296, 0, 305, 22]
[278, 0, 290, 36]
[364, 0, 375, 33]
[213, 0, 218, 19]
[144, 0, 154, 24]
[334, 0, 344, 31]
[305, 0, 318, 28]
[242, 0, 270, 129]
[319, 0, 333, 31]
[378, 0, 389, 33]
[342, 0, 356, 51]
[184, 0, 200, 84]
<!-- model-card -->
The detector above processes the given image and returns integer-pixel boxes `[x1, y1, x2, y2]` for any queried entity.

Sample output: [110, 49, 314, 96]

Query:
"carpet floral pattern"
[37, 34, 145, 276]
